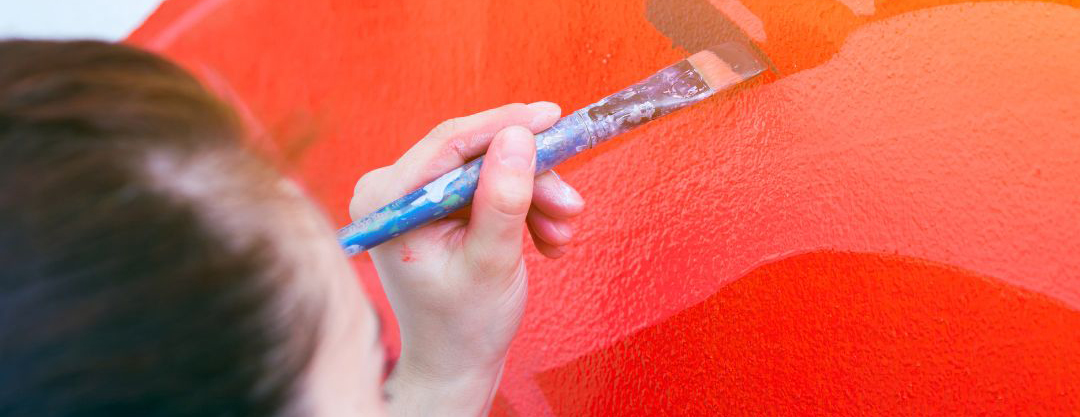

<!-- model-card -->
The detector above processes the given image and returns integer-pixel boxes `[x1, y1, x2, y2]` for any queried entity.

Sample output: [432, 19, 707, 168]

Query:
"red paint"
[130, 0, 1080, 415]
[399, 243, 415, 263]
[537, 251, 1080, 415]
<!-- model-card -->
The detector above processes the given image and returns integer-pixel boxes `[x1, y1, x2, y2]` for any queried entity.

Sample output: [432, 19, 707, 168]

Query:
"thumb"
[464, 125, 536, 276]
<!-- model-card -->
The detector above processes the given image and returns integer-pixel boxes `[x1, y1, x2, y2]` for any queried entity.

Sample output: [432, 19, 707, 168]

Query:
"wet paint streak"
[338, 53, 751, 253]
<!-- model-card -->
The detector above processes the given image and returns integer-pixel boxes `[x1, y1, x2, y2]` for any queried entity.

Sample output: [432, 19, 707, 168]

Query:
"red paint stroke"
[537, 251, 1080, 416]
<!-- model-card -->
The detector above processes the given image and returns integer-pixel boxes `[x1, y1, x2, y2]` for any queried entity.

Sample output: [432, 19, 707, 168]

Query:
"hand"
[349, 102, 586, 415]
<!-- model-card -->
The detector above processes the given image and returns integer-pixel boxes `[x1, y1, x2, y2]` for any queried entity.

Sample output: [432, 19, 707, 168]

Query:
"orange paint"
[537, 251, 1080, 415]
[130, 0, 1080, 414]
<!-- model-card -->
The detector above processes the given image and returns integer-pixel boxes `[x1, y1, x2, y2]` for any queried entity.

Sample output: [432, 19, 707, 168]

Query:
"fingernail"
[496, 126, 534, 170]
[527, 101, 561, 131]
[550, 171, 584, 207]
[560, 180, 584, 207]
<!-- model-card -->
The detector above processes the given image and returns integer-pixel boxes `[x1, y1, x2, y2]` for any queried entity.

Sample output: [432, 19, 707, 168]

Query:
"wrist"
[385, 354, 505, 416]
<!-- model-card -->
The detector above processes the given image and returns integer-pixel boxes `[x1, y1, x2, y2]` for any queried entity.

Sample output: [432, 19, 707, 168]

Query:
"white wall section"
[0, 0, 164, 41]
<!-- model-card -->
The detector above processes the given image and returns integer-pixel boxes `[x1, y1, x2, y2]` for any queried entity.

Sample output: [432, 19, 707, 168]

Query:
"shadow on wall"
[536, 251, 1080, 416]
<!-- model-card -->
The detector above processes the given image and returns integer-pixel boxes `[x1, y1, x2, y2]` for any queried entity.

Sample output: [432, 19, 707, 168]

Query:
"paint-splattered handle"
[337, 115, 593, 255]
[338, 157, 481, 255]
[339, 57, 718, 254]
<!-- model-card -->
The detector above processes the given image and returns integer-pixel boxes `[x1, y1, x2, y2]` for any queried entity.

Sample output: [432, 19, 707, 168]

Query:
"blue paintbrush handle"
[338, 112, 593, 255]
[339, 56, 729, 255]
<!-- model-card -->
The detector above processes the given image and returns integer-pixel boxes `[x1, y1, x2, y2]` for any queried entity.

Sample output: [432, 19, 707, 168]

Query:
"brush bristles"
[687, 42, 766, 91]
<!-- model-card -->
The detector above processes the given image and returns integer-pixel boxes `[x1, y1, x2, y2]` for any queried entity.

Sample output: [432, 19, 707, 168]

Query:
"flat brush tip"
[687, 42, 767, 91]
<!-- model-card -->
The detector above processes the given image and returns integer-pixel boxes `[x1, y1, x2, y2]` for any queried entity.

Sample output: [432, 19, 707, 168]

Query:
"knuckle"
[425, 103, 530, 147]
[428, 117, 464, 141]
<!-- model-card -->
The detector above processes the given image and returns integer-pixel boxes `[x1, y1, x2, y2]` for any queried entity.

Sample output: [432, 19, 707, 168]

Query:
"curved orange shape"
[537, 251, 1080, 415]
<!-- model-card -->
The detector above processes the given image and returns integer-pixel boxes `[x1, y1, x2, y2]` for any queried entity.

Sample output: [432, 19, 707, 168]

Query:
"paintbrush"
[338, 41, 767, 255]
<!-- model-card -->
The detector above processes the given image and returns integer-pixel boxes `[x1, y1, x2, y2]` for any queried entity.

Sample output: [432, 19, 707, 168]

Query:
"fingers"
[533, 239, 567, 259]
[464, 125, 536, 276]
[526, 209, 573, 259]
[350, 102, 559, 222]
[531, 171, 584, 220]
[394, 102, 561, 191]
[527, 171, 584, 258]
[526, 209, 573, 246]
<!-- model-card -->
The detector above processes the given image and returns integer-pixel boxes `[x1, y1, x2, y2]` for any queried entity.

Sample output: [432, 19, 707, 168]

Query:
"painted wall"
[128, 0, 1080, 415]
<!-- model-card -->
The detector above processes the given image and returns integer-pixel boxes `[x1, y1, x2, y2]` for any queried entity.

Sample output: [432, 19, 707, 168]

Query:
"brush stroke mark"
[646, 0, 777, 73]
[835, 0, 875, 15]
[648, 0, 1080, 75]
[706, 0, 767, 41]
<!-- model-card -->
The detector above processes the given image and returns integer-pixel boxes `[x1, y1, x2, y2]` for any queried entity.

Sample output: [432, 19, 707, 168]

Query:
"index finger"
[390, 102, 561, 194]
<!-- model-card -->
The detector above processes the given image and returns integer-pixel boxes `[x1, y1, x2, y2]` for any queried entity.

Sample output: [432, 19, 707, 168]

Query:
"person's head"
[0, 40, 385, 416]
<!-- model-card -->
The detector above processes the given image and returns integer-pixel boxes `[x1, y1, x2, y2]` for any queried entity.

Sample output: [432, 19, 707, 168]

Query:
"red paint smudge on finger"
[399, 243, 415, 263]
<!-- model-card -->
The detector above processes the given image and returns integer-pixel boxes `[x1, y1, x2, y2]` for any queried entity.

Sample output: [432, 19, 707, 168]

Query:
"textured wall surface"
[129, 0, 1080, 415]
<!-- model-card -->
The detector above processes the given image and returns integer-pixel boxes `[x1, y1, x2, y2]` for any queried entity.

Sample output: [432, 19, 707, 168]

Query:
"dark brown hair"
[0, 40, 320, 416]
